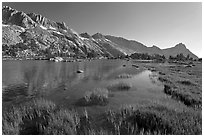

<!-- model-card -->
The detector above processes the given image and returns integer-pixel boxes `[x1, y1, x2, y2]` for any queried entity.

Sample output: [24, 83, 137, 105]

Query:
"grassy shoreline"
[143, 62, 202, 109]
[2, 60, 202, 135]
[3, 98, 202, 135]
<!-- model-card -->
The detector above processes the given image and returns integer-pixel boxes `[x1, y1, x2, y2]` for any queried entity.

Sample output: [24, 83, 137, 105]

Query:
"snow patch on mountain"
[39, 25, 47, 30]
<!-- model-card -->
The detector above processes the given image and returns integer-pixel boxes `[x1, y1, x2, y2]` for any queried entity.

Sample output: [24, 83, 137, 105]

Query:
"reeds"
[77, 88, 109, 106]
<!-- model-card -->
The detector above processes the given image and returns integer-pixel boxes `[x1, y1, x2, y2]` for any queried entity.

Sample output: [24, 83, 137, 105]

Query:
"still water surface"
[3, 60, 179, 114]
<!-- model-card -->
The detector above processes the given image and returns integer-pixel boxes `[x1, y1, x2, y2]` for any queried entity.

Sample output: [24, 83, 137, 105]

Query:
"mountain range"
[2, 6, 198, 59]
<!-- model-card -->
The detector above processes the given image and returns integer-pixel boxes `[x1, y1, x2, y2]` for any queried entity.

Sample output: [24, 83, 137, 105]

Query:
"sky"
[2, 2, 202, 57]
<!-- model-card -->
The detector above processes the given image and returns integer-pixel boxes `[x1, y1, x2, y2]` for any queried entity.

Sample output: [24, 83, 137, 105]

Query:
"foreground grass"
[76, 88, 109, 106]
[3, 98, 57, 134]
[3, 98, 201, 135]
[3, 98, 85, 135]
[103, 104, 201, 135]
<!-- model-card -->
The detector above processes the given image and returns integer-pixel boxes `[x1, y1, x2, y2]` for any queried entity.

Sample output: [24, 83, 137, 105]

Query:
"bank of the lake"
[2, 59, 202, 135]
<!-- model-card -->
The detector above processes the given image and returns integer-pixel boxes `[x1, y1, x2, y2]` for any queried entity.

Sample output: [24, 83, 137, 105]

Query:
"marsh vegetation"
[2, 59, 202, 135]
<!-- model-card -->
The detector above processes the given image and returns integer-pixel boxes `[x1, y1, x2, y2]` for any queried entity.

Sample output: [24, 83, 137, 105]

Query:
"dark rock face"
[3, 6, 37, 28]
[92, 33, 106, 39]
[80, 33, 92, 39]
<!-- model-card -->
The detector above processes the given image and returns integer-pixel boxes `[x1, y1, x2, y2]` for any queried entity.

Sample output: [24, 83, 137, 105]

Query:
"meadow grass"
[164, 84, 201, 107]
[103, 104, 202, 135]
[43, 109, 80, 135]
[146, 62, 202, 109]
[3, 98, 201, 135]
[3, 98, 56, 135]
[157, 74, 201, 108]
[76, 88, 109, 106]
[3, 98, 81, 135]
[107, 82, 132, 91]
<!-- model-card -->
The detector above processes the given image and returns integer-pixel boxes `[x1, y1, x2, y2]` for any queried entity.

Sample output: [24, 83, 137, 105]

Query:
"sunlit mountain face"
[2, 6, 198, 59]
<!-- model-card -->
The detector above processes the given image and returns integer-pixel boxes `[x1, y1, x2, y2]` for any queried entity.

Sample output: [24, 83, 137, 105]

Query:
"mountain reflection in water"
[3, 60, 167, 112]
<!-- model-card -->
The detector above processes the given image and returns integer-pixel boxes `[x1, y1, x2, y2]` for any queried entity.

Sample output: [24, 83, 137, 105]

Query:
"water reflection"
[2, 60, 164, 108]
[3, 60, 125, 100]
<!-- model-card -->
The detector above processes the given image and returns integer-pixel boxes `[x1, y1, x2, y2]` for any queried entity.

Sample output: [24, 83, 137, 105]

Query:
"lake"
[2, 59, 184, 114]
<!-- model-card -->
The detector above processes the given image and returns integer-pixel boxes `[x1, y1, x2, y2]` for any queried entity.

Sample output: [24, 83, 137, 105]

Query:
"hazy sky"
[3, 2, 202, 57]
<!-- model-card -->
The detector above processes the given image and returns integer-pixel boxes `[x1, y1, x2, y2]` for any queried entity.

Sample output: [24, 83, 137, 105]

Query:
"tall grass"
[164, 84, 201, 107]
[3, 98, 56, 135]
[76, 88, 109, 106]
[158, 75, 201, 108]
[103, 104, 202, 135]
[3, 98, 201, 135]
[43, 110, 80, 135]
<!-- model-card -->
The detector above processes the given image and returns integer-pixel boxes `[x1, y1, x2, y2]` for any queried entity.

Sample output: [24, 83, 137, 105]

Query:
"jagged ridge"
[2, 6, 125, 58]
[2, 6, 198, 59]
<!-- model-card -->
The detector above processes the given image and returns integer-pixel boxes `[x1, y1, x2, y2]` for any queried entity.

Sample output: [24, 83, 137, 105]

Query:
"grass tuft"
[44, 110, 80, 135]
[108, 82, 132, 91]
[77, 88, 109, 106]
[116, 73, 133, 79]
[3, 98, 56, 135]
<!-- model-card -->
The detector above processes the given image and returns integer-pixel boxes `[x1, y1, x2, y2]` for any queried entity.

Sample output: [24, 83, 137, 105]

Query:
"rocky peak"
[175, 43, 186, 49]
[80, 32, 92, 39]
[27, 13, 48, 25]
[151, 45, 160, 49]
[92, 32, 105, 39]
[56, 22, 68, 30]
[2, 6, 15, 12]
[2, 6, 37, 28]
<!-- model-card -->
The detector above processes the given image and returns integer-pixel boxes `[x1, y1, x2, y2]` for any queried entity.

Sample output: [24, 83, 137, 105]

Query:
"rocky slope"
[2, 6, 125, 58]
[2, 6, 198, 59]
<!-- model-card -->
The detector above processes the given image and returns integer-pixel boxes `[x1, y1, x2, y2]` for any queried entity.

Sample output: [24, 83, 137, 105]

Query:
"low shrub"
[158, 71, 165, 75]
[178, 80, 195, 86]
[158, 76, 171, 83]
[132, 64, 139, 68]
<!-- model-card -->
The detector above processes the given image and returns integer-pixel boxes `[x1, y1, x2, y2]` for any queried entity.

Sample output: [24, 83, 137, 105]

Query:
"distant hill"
[2, 6, 198, 59]
[105, 35, 198, 59]
[163, 43, 198, 59]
